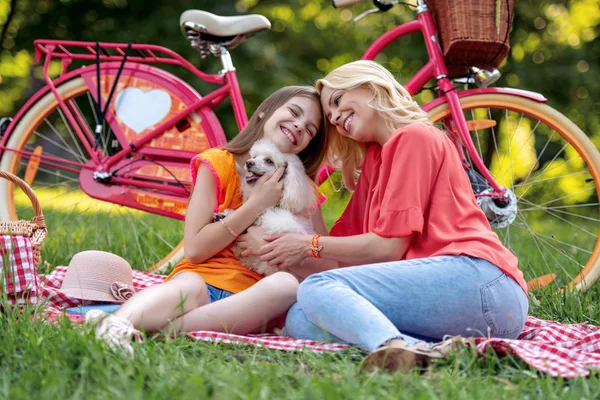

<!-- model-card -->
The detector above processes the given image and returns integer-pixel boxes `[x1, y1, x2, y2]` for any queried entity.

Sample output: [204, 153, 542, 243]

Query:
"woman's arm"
[291, 257, 338, 278]
[315, 233, 411, 264]
[280, 208, 337, 277]
[237, 202, 329, 258]
[184, 165, 285, 263]
[311, 205, 329, 236]
[260, 231, 411, 271]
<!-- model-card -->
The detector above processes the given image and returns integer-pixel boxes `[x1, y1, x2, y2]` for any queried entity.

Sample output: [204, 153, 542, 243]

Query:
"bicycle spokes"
[429, 94, 600, 291]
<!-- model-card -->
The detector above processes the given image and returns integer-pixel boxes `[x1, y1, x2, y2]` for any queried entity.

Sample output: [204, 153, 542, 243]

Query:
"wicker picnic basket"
[425, 0, 515, 76]
[0, 171, 47, 304]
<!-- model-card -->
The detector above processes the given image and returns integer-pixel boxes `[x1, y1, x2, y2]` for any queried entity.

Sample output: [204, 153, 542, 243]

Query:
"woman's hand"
[246, 165, 286, 211]
[259, 233, 312, 270]
[237, 225, 268, 257]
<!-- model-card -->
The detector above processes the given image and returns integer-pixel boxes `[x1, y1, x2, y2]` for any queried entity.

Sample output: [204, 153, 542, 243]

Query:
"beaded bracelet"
[310, 234, 323, 258]
[219, 219, 239, 238]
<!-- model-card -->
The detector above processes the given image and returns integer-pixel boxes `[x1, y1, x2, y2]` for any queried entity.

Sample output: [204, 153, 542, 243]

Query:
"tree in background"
[0, 0, 597, 142]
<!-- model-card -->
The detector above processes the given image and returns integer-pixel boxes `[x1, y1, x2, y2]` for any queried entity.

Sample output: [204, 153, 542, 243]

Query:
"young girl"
[257, 61, 529, 372]
[86, 86, 329, 354]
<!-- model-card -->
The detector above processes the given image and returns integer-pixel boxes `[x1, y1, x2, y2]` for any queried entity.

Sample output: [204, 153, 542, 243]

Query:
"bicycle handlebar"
[332, 0, 367, 8]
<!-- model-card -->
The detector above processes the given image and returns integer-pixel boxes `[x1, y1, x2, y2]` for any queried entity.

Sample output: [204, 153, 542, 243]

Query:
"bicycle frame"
[1, 40, 249, 200]
[362, 2, 509, 199]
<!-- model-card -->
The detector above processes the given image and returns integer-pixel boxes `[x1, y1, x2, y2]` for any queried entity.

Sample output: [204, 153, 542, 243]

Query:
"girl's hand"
[259, 233, 312, 270]
[237, 225, 268, 257]
[247, 165, 286, 211]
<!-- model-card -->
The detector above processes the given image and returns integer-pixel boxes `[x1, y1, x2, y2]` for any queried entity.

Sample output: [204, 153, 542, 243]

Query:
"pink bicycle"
[0, 0, 598, 291]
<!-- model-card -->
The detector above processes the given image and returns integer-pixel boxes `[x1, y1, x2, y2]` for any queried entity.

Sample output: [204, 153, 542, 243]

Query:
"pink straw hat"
[60, 250, 135, 303]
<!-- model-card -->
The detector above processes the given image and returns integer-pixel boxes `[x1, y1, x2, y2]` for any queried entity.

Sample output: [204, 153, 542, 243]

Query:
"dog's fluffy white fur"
[216, 139, 318, 275]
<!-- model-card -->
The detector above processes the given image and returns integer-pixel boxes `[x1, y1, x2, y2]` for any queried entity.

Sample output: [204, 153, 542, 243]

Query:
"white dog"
[215, 139, 319, 276]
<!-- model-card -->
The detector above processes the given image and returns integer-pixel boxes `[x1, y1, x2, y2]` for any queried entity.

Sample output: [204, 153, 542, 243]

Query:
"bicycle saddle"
[180, 10, 271, 39]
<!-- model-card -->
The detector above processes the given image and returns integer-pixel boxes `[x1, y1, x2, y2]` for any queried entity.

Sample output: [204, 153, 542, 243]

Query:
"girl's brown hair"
[223, 86, 329, 180]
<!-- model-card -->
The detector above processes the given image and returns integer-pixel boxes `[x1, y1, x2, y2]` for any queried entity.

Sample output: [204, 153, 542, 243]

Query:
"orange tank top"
[165, 148, 326, 294]
[165, 148, 263, 293]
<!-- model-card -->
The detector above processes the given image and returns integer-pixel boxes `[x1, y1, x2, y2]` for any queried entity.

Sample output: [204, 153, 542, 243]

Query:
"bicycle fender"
[422, 87, 547, 113]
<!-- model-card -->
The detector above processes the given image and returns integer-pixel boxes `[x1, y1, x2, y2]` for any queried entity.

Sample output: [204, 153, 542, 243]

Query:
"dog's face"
[243, 139, 317, 214]
[244, 142, 286, 185]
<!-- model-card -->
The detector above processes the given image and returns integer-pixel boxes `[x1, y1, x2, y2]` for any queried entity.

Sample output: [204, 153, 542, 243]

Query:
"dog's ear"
[279, 155, 317, 214]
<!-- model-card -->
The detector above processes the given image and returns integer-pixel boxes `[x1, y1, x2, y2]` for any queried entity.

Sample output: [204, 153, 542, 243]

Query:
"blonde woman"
[257, 61, 529, 372]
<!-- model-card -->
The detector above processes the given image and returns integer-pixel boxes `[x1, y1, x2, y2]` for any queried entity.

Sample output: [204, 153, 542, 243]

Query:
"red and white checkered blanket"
[39, 267, 600, 378]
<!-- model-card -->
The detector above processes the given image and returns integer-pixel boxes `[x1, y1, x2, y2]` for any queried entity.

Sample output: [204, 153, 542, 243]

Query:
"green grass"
[2, 295, 600, 399]
[3, 184, 600, 398]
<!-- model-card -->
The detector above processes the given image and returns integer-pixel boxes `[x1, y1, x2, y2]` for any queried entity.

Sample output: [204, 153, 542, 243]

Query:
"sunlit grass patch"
[14, 187, 134, 215]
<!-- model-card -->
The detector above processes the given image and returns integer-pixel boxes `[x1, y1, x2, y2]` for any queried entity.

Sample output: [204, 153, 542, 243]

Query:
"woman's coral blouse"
[330, 123, 528, 294]
[165, 148, 263, 293]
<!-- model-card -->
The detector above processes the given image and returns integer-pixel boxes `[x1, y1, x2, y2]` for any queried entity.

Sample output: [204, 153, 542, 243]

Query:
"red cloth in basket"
[0, 235, 39, 305]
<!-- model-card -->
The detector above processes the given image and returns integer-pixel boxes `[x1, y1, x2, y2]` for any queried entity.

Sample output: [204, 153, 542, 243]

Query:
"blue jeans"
[206, 284, 234, 303]
[285, 256, 528, 352]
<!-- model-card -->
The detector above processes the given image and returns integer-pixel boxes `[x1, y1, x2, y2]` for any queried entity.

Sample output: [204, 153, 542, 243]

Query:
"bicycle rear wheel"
[0, 78, 188, 273]
[427, 93, 600, 292]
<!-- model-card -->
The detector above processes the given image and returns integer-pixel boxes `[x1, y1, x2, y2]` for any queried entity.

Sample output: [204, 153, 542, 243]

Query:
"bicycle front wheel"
[0, 77, 185, 273]
[427, 93, 600, 292]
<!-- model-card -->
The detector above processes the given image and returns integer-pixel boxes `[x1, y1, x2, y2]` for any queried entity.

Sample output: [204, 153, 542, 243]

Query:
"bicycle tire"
[427, 93, 600, 292]
[0, 75, 219, 273]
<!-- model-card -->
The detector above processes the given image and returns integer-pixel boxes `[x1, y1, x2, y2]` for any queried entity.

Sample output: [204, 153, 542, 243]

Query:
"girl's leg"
[166, 271, 299, 335]
[287, 256, 528, 352]
[115, 272, 210, 332]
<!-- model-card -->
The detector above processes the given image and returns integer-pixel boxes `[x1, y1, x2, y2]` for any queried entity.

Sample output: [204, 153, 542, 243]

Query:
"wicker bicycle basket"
[425, 0, 515, 76]
[0, 171, 47, 269]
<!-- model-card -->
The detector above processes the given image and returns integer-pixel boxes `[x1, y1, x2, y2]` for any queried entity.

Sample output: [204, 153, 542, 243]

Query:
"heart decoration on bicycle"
[0, 171, 47, 306]
[114, 88, 172, 134]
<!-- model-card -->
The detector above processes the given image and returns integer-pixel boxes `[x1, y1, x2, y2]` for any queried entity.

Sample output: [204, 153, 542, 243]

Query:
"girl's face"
[320, 85, 388, 144]
[262, 96, 322, 154]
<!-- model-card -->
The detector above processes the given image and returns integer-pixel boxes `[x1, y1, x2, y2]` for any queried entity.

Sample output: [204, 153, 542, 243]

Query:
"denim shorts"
[206, 284, 234, 303]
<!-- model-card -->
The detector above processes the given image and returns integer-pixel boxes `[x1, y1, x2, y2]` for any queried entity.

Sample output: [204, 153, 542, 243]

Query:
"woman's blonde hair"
[223, 86, 329, 180]
[316, 60, 430, 190]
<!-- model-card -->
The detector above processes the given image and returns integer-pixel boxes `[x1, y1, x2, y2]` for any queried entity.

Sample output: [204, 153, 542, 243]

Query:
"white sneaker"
[85, 309, 143, 355]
